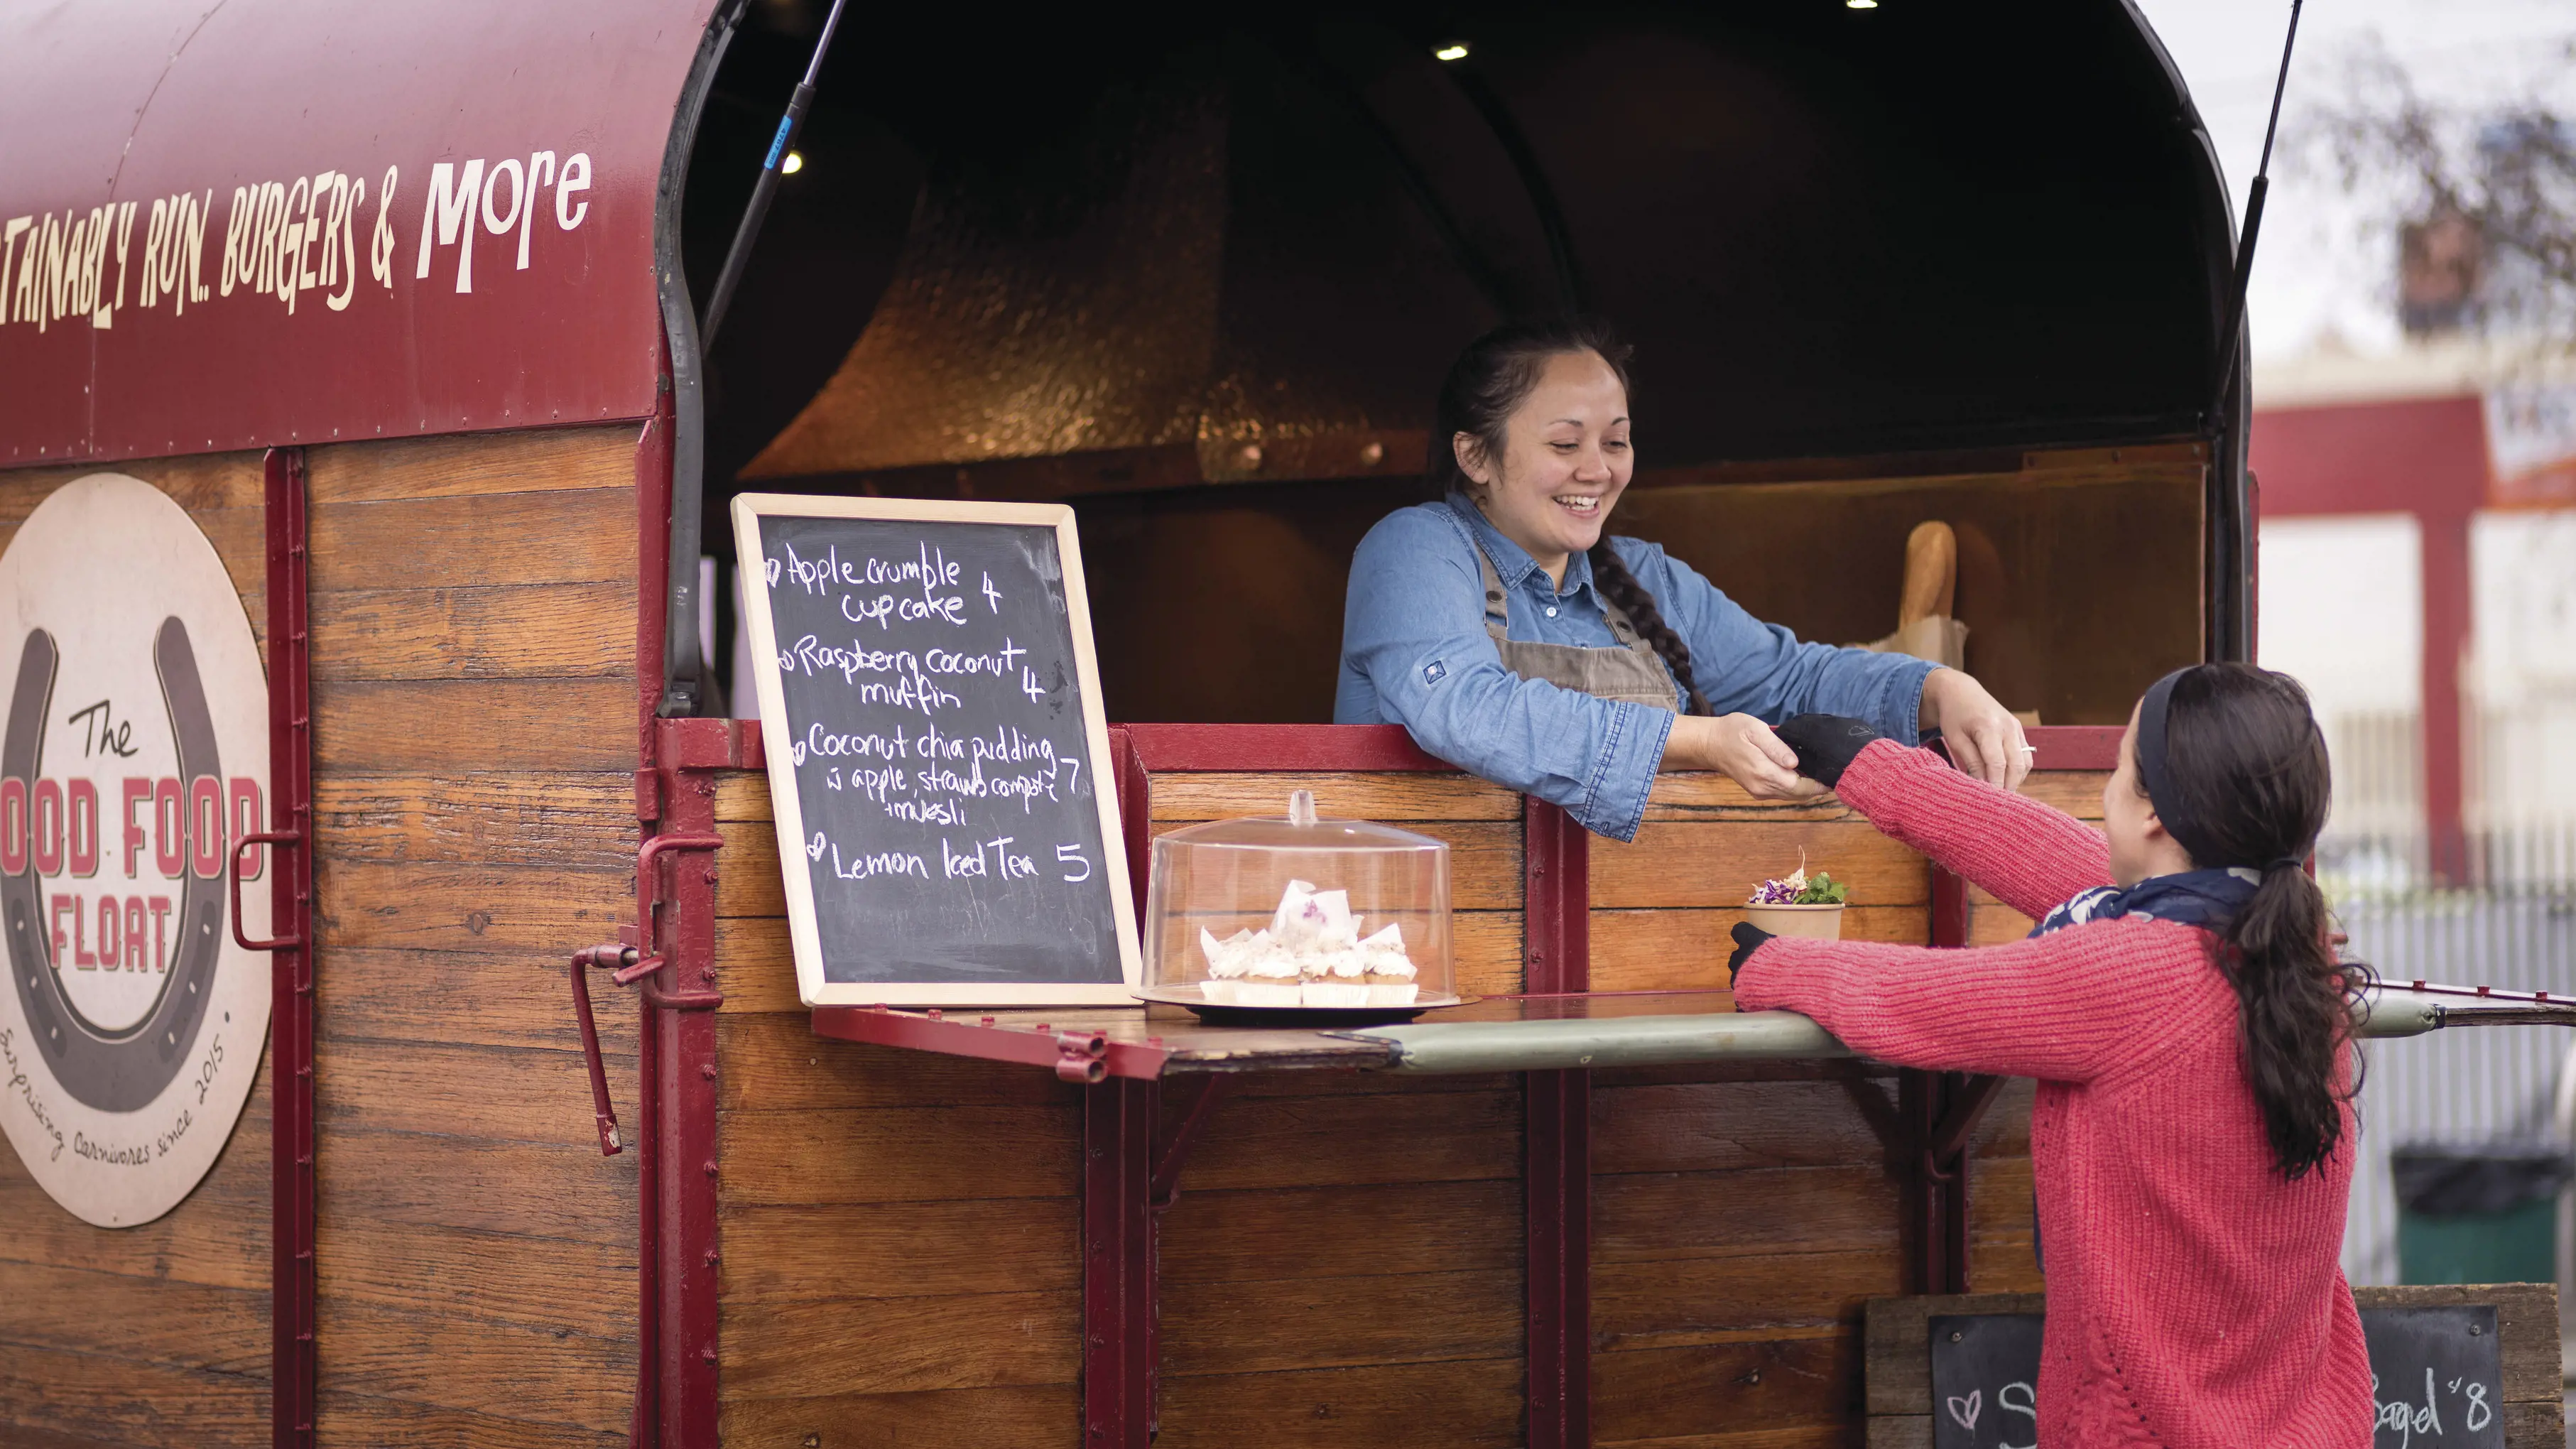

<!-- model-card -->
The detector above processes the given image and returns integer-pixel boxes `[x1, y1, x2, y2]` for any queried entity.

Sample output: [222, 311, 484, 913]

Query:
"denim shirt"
[1334, 496, 1937, 841]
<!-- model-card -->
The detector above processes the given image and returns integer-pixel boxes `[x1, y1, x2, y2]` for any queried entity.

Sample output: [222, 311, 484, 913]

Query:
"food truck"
[3, 3, 2565, 1447]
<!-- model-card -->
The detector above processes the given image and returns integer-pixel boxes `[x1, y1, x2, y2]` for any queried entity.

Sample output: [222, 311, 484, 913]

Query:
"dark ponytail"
[2156, 664, 2372, 1179]
[1430, 318, 1711, 715]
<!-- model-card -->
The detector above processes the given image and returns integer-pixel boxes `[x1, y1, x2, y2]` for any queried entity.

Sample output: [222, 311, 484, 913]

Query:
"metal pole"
[700, 0, 850, 349]
[2210, 0, 2304, 411]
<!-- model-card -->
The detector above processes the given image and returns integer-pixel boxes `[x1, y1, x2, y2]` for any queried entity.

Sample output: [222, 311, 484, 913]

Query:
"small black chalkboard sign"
[732, 496, 1140, 1006]
[1927, 1306, 2505, 1449]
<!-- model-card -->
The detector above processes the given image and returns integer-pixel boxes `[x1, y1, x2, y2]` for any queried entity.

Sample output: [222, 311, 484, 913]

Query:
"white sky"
[2131, 0, 2576, 360]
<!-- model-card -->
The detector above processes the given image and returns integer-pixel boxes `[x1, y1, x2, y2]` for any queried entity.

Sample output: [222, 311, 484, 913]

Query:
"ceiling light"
[1846, 0, 1878, 8]
[1434, 43, 1469, 62]
[781, 151, 805, 175]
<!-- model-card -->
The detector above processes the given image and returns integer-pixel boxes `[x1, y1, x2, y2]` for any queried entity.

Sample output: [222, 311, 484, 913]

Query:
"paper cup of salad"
[1744, 859, 1848, 940]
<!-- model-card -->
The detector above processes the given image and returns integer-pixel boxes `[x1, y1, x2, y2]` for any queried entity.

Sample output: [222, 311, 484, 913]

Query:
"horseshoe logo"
[2, 621, 225, 1112]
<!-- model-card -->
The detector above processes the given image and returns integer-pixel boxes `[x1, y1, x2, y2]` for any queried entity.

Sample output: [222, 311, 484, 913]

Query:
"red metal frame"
[1523, 798, 1591, 1449]
[567, 944, 637, 1155]
[1123, 722, 1450, 772]
[631, 402, 671, 1449]
[629, 378, 737, 1449]
[261, 447, 317, 1449]
[814, 1007, 1166, 1080]
[2023, 725, 2123, 771]
[1085, 1078, 1158, 1448]
[642, 720, 732, 1448]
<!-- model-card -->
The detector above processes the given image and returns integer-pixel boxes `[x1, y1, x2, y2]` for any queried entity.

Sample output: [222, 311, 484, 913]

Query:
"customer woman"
[1335, 317, 2030, 841]
[1734, 664, 2374, 1448]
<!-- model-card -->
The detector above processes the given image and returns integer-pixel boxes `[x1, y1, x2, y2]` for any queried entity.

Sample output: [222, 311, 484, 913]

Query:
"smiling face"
[1455, 349, 1632, 582]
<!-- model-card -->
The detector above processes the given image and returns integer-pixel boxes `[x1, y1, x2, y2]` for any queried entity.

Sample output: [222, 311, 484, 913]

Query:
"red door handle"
[563, 831, 728, 1155]
[568, 943, 641, 1155]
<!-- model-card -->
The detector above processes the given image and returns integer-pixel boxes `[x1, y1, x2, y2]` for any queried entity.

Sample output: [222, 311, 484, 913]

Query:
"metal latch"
[229, 830, 308, 950]
[564, 832, 724, 1155]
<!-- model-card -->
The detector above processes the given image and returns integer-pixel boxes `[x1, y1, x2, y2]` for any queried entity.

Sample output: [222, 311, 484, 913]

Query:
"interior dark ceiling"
[683, 0, 2229, 533]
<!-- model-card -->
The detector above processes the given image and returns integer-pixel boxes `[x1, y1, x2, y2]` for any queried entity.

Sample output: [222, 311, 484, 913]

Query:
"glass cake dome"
[1140, 790, 1455, 1019]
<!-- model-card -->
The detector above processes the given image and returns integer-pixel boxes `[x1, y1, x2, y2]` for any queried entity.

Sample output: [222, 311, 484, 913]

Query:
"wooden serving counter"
[698, 724, 2111, 1448]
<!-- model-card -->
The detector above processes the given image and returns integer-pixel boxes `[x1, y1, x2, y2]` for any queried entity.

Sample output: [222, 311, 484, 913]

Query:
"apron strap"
[1451, 509, 1686, 712]
[1470, 525, 1666, 669]
[1469, 537, 1511, 642]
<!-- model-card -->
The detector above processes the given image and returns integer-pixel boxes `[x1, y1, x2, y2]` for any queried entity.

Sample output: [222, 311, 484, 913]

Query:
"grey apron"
[1469, 536, 1679, 710]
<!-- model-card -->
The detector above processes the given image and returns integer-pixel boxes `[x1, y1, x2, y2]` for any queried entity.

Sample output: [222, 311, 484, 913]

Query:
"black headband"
[2136, 667, 2312, 874]
[2136, 668, 2230, 869]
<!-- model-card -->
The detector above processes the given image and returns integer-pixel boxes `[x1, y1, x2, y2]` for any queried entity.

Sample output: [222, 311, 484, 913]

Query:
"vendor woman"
[1336, 317, 2031, 838]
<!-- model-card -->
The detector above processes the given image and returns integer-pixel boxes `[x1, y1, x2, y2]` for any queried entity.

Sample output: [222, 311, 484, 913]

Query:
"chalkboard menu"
[732, 496, 1140, 1006]
[1928, 1306, 2506, 1449]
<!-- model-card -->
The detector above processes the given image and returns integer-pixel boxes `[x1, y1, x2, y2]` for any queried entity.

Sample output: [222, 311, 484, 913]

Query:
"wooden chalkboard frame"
[731, 494, 1143, 1006]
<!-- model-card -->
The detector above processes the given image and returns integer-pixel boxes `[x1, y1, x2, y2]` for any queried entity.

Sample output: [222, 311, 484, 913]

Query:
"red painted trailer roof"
[0, 0, 719, 466]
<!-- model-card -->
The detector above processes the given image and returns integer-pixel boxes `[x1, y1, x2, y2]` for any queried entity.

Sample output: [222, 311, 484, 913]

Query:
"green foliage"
[1796, 873, 1849, 906]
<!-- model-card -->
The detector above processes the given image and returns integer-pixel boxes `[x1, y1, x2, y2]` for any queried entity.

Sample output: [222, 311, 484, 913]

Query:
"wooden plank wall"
[1153, 772, 1528, 1448]
[302, 427, 643, 1448]
[712, 768, 1085, 1445]
[712, 760, 2099, 1446]
[0, 454, 273, 1447]
[1583, 769, 2087, 1448]
[710, 767, 1532, 1448]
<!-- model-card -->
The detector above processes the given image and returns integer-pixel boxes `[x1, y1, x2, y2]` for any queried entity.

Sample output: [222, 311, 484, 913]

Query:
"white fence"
[2335, 869, 2576, 1288]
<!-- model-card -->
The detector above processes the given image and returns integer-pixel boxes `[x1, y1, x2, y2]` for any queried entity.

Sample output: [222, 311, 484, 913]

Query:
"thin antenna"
[2212, 0, 2305, 412]
[701, 0, 852, 350]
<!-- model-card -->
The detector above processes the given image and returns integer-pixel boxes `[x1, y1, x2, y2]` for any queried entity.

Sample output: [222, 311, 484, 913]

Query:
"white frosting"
[1357, 923, 1416, 980]
[1197, 883, 1422, 1005]
[1200, 928, 1255, 979]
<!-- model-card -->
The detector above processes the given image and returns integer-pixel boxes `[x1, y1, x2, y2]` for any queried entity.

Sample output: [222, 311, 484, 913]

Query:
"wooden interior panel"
[1594, 772, 1934, 992]
[0, 452, 274, 1448]
[1155, 1359, 1526, 1449]
[1073, 459, 2200, 729]
[1966, 771, 2109, 946]
[719, 1384, 1077, 1449]
[1144, 770, 1526, 1000]
[303, 424, 644, 1445]
[1148, 772, 1522, 822]
[1613, 463, 2204, 729]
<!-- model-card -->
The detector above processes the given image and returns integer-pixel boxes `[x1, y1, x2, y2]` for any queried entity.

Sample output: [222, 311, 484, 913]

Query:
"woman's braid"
[1589, 541, 1710, 715]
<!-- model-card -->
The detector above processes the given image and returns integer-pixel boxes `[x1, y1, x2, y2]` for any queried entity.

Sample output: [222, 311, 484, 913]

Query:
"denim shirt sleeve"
[1625, 540, 1938, 742]
[1336, 507, 1673, 841]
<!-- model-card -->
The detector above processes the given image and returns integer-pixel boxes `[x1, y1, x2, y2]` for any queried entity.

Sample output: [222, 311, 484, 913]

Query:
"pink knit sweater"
[1733, 740, 2373, 1448]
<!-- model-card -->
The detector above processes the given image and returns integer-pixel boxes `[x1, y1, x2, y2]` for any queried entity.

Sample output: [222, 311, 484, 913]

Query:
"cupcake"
[1357, 923, 1418, 1006]
[1230, 933, 1304, 1007]
[1303, 948, 1371, 1007]
[1199, 927, 1255, 1004]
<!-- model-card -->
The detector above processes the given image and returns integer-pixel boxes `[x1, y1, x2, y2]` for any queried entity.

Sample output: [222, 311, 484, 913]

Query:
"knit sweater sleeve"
[1832, 738, 2114, 922]
[1732, 921, 2178, 1082]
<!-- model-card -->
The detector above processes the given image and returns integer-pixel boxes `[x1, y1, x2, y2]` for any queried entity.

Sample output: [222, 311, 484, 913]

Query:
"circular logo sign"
[0, 474, 271, 1227]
